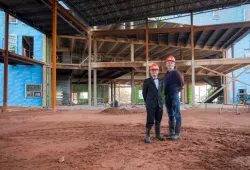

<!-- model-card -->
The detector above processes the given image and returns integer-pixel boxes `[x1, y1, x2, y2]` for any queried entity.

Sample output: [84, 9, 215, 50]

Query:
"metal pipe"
[2, 12, 9, 112]
[51, 0, 57, 112]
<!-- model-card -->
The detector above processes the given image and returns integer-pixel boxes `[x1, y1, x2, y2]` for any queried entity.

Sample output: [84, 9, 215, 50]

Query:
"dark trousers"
[146, 105, 163, 129]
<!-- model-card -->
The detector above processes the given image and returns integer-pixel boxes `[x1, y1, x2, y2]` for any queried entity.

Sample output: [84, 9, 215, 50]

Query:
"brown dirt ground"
[0, 107, 250, 170]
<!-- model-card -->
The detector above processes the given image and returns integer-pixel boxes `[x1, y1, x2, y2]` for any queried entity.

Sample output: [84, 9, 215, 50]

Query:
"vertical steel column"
[88, 31, 92, 106]
[2, 12, 9, 112]
[231, 44, 236, 105]
[93, 39, 97, 106]
[191, 12, 196, 107]
[146, 18, 149, 78]
[52, 0, 57, 112]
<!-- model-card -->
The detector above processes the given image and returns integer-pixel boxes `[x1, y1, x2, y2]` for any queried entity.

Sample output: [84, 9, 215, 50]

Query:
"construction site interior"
[0, 0, 250, 169]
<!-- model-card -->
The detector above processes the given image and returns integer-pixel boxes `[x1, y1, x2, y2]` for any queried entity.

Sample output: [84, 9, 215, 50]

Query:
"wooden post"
[131, 41, 134, 62]
[111, 81, 113, 105]
[191, 12, 196, 107]
[181, 73, 185, 104]
[180, 48, 183, 60]
[131, 70, 135, 106]
[2, 12, 9, 112]
[52, 0, 57, 112]
[114, 80, 116, 102]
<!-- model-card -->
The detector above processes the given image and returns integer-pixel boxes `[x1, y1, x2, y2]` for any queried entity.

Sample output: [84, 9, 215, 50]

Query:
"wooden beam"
[134, 44, 145, 53]
[203, 30, 216, 47]
[194, 31, 203, 48]
[58, 35, 87, 40]
[91, 61, 144, 68]
[57, 63, 88, 70]
[137, 45, 157, 59]
[186, 66, 192, 74]
[95, 36, 222, 51]
[93, 27, 191, 36]
[196, 65, 207, 74]
[93, 21, 250, 36]
[221, 63, 242, 74]
[115, 43, 130, 58]
[194, 21, 250, 32]
[106, 42, 118, 56]
[214, 65, 225, 71]
[70, 38, 75, 64]
[84, 40, 88, 54]
[210, 29, 228, 49]
[98, 41, 105, 52]
[158, 48, 180, 60]
[151, 46, 170, 58]
[220, 27, 246, 49]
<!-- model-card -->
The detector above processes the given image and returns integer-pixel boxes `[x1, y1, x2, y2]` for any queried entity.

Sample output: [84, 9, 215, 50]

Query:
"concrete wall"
[0, 11, 44, 106]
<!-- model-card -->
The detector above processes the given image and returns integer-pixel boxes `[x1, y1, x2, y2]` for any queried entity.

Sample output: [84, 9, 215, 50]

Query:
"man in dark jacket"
[143, 63, 165, 143]
[164, 56, 184, 140]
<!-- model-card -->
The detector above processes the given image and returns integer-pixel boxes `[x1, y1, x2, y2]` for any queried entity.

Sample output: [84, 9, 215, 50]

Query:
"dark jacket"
[164, 70, 184, 96]
[142, 77, 163, 108]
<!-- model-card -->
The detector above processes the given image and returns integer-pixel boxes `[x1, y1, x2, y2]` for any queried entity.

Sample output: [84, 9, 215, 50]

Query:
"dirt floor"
[0, 107, 250, 170]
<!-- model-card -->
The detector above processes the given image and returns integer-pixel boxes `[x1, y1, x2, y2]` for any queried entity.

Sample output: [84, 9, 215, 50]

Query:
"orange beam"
[52, 0, 57, 112]
[2, 12, 9, 112]
[0, 49, 45, 65]
[146, 18, 149, 78]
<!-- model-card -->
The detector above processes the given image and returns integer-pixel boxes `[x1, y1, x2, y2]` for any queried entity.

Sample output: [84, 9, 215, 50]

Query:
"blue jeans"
[165, 94, 182, 123]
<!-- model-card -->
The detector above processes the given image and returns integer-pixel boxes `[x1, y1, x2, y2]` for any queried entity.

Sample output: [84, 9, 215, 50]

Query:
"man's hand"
[178, 87, 184, 92]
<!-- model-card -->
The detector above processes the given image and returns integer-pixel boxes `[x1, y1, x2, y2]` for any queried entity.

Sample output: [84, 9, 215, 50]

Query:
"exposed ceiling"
[0, 0, 88, 36]
[62, 0, 250, 26]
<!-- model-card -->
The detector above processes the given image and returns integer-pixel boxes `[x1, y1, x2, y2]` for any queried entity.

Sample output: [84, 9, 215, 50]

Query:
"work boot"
[164, 121, 175, 137]
[171, 122, 181, 140]
[155, 124, 165, 141]
[145, 128, 151, 144]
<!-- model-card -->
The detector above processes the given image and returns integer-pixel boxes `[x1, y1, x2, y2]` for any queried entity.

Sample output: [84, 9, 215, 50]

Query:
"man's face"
[150, 69, 159, 77]
[166, 61, 175, 71]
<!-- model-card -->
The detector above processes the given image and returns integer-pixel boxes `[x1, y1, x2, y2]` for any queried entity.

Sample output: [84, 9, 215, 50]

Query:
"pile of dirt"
[100, 107, 144, 115]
